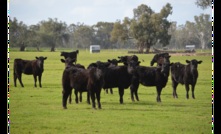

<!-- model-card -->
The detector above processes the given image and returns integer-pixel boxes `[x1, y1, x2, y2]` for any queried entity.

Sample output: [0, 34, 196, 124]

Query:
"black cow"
[170, 59, 202, 99]
[150, 52, 169, 66]
[13, 56, 47, 87]
[62, 61, 109, 109]
[60, 50, 79, 64]
[104, 59, 121, 94]
[95, 61, 139, 104]
[130, 56, 171, 102]
[62, 67, 89, 109]
[118, 55, 139, 64]
[87, 61, 110, 109]
[60, 58, 86, 104]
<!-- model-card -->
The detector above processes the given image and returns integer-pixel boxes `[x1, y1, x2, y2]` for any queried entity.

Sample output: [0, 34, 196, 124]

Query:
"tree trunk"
[50, 46, 55, 52]
[138, 42, 145, 53]
[145, 42, 151, 53]
[36, 46, 40, 51]
[145, 47, 150, 53]
[20, 43, 26, 51]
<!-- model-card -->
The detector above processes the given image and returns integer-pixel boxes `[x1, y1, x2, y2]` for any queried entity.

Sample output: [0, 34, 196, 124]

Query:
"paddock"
[9, 50, 211, 134]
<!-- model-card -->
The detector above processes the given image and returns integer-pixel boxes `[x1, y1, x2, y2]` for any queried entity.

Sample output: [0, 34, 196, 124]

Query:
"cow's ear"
[36, 57, 39, 59]
[61, 59, 65, 63]
[198, 60, 202, 64]
[170, 63, 174, 66]
[107, 59, 111, 62]
[136, 61, 141, 66]
[44, 57, 47, 60]
[186, 60, 190, 63]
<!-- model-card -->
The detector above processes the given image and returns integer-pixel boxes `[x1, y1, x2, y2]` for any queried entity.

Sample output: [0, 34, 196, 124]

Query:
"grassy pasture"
[9, 50, 211, 134]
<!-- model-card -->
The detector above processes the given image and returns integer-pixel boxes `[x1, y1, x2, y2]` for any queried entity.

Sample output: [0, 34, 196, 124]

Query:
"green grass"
[9, 50, 211, 134]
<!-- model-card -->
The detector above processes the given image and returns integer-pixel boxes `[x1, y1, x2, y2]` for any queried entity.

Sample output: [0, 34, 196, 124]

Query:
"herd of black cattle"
[13, 50, 202, 109]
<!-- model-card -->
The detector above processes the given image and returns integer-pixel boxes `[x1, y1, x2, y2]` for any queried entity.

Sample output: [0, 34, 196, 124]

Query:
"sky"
[9, 0, 211, 26]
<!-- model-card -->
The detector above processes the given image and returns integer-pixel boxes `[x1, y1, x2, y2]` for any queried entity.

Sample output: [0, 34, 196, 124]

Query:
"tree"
[110, 19, 129, 48]
[73, 24, 95, 48]
[194, 14, 211, 49]
[93, 22, 114, 49]
[195, 0, 211, 10]
[38, 18, 69, 51]
[9, 17, 29, 50]
[27, 24, 41, 51]
[130, 3, 172, 52]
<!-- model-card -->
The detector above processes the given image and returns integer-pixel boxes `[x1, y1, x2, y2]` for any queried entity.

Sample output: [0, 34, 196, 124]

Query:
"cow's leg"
[68, 90, 72, 104]
[90, 90, 96, 109]
[118, 88, 124, 104]
[134, 88, 139, 101]
[133, 82, 140, 101]
[87, 92, 90, 104]
[172, 80, 179, 98]
[38, 74, 42, 88]
[95, 89, 102, 109]
[17, 73, 24, 87]
[79, 92, 83, 102]
[156, 86, 162, 102]
[33, 75, 37, 87]
[191, 84, 196, 99]
[185, 84, 190, 99]
[130, 78, 139, 102]
[130, 87, 135, 102]
[74, 90, 79, 103]
[13, 72, 18, 87]
[110, 88, 113, 94]
[62, 88, 71, 109]
[105, 89, 108, 94]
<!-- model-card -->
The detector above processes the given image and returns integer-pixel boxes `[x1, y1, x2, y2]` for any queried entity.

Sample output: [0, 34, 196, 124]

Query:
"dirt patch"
[169, 53, 211, 56]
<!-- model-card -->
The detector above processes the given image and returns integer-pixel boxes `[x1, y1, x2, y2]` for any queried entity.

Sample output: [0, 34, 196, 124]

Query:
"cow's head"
[186, 59, 202, 71]
[89, 61, 110, 79]
[61, 57, 76, 68]
[36, 56, 47, 68]
[127, 61, 140, 74]
[107, 59, 120, 66]
[160, 61, 172, 77]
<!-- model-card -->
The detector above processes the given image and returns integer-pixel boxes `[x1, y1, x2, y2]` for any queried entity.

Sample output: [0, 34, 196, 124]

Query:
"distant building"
[90, 45, 100, 53]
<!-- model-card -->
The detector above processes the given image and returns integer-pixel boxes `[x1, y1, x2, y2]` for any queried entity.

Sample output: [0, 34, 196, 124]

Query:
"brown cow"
[170, 59, 202, 99]
[13, 56, 47, 87]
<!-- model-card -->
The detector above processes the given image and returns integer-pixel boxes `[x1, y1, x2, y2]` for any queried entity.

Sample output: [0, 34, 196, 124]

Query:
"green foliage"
[93, 22, 114, 49]
[9, 50, 211, 134]
[130, 3, 173, 52]
[195, 0, 211, 9]
[73, 25, 95, 48]
[9, 2, 210, 51]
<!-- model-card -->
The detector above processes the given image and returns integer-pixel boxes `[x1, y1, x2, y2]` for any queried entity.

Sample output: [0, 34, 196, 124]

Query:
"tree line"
[9, 2, 211, 52]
